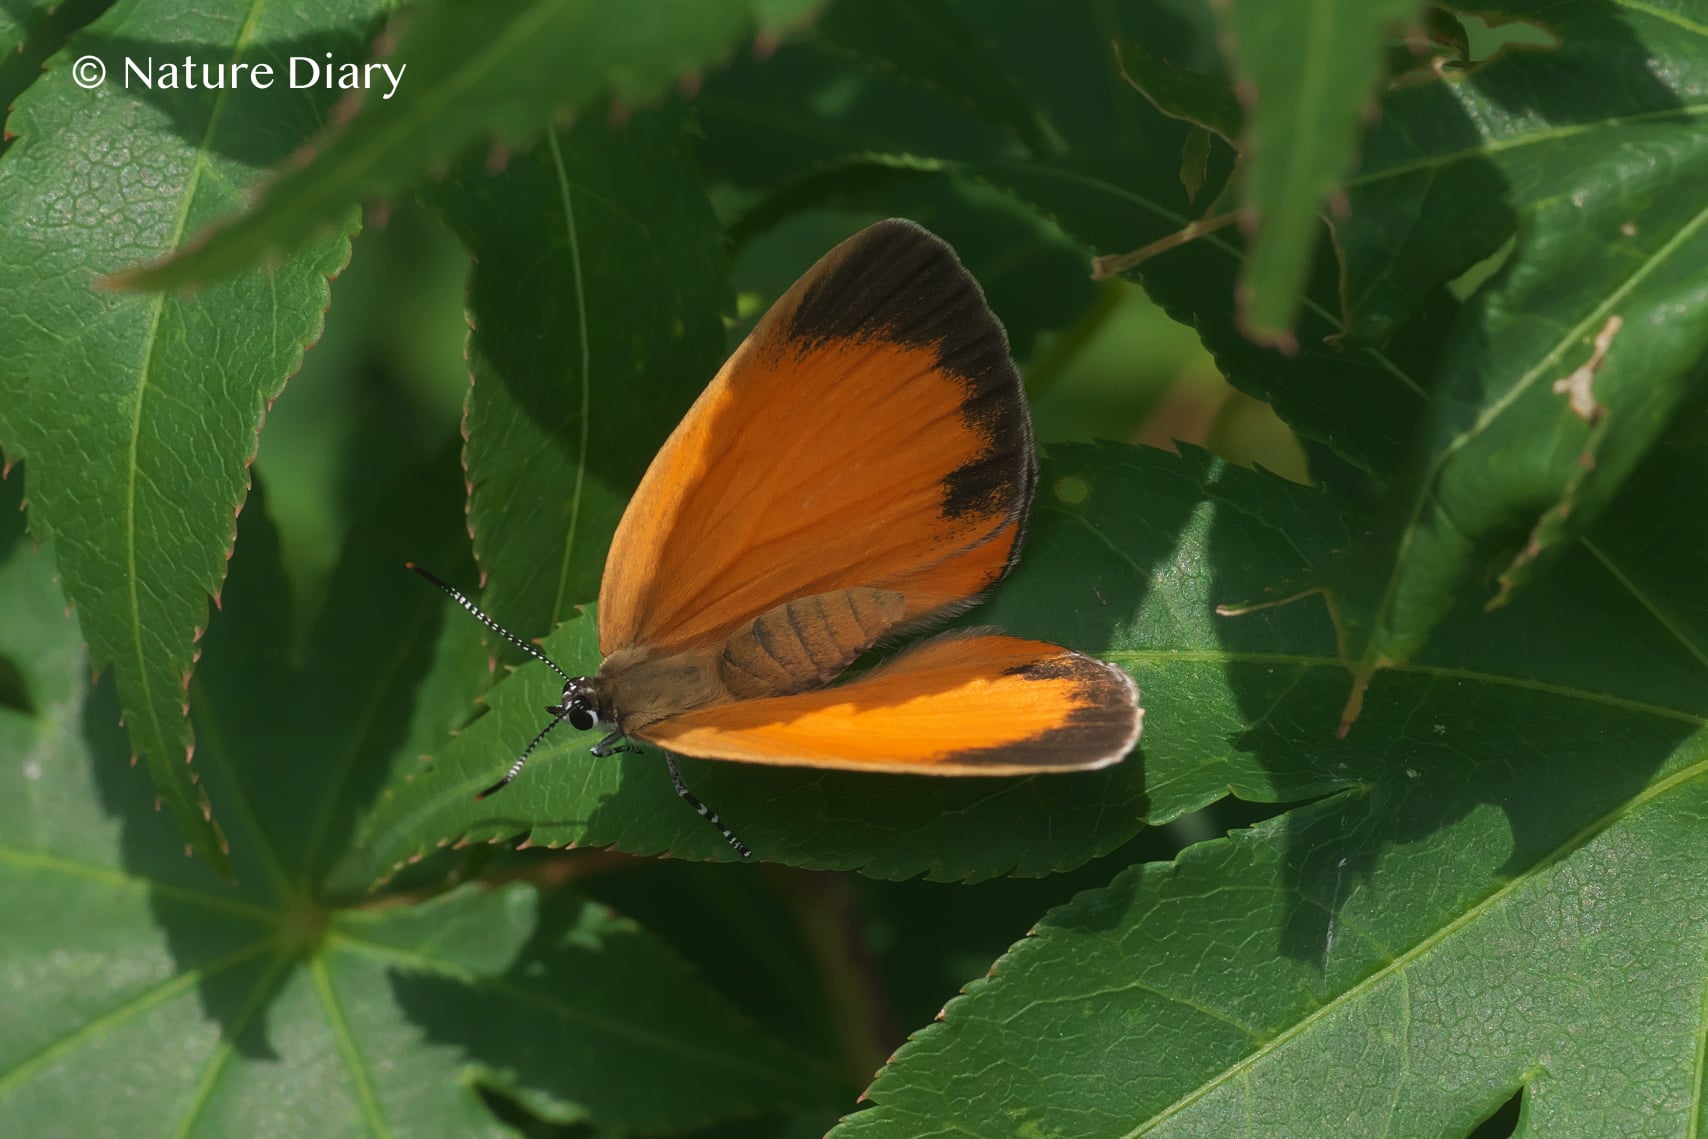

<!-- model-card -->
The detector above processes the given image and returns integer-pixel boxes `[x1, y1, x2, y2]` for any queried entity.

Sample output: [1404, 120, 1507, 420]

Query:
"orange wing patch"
[636, 633, 1141, 775]
[599, 220, 1036, 659]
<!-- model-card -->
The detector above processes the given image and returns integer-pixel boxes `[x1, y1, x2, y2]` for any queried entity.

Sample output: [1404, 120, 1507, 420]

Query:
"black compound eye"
[567, 708, 594, 732]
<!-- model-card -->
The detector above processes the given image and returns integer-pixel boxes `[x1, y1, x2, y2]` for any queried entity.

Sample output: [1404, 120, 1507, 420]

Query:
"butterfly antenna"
[476, 712, 569, 799]
[408, 563, 572, 683]
[666, 755, 753, 859]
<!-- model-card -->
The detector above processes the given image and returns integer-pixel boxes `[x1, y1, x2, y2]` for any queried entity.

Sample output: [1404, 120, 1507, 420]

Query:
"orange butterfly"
[416, 219, 1142, 856]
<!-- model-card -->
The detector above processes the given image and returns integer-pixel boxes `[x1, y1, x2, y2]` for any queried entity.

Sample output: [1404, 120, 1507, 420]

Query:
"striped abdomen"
[719, 588, 906, 699]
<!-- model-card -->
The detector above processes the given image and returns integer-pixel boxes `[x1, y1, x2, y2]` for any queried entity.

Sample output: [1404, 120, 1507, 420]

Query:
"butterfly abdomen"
[719, 588, 906, 699]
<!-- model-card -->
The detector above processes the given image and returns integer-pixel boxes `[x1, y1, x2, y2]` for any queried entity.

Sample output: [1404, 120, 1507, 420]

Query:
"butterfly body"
[572, 584, 909, 737]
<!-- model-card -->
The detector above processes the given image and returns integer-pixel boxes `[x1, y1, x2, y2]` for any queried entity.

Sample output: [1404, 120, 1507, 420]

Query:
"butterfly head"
[548, 677, 603, 732]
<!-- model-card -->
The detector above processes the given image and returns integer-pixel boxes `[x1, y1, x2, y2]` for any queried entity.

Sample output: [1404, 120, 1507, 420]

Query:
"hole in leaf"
[1460, 12, 1560, 64]
[1468, 1085, 1524, 1138]
[1158, 792, 1302, 849]
[1449, 235, 1516, 300]
[0, 655, 32, 717]
[475, 1083, 595, 1136]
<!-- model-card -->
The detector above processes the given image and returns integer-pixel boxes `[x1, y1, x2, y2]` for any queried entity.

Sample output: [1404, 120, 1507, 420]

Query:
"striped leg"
[666, 755, 753, 859]
[590, 732, 642, 758]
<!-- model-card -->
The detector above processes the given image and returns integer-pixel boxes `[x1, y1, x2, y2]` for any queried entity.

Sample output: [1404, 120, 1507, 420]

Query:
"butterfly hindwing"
[635, 632, 1142, 775]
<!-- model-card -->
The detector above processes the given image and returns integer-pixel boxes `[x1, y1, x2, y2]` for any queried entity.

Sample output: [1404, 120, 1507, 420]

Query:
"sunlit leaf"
[428, 103, 732, 640]
[833, 439, 1708, 1138]
[0, 0, 388, 875]
[110, 0, 819, 290]
[0, 458, 841, 1136]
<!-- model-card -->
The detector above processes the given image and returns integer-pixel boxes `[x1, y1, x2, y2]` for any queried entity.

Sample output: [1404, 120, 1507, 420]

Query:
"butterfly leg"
[665, 755, 753, 859]
[590, 731, 643, 758]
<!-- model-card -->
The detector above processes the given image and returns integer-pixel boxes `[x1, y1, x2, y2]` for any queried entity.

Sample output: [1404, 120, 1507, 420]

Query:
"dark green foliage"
[2, 1, 1704, 1136]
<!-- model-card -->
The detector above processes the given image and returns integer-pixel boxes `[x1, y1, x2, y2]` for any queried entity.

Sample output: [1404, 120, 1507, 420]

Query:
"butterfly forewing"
[597, 219, 1036, 659]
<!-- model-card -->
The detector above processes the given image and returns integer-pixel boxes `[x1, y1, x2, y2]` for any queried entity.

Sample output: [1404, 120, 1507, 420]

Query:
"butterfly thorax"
[597, 643, 729, 734]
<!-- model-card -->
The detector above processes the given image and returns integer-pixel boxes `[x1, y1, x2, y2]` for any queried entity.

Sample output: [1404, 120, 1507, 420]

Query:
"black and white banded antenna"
[410, 562, 755, 857]
[409, 563, 573, 799]
[408, 563, 571, 684]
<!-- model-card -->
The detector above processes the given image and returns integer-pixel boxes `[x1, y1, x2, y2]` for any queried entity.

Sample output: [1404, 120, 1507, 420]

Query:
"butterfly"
[415, 219, 1142, 857]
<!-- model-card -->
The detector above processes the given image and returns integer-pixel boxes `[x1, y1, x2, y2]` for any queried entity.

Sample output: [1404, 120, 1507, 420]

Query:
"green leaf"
[0, 0, 57, 56]
[0, 0, 390, 876]
[1337, 0, 1702, 342]
[338, 442, 1379, 886]
[833, 440, 1708, 1139]
[813, 0, 1067, 159]
[1109, 39, 1242, 210]
[427, 103, 733, 638]
[696, 14, 1101, 359]
[0, 0, 110, 166]
[579, 858, 896, 1091]
[838, 756, 1708, 1135]
[18, 4, 1708, 1130]
[985, 150, 1440, 478]
[696, 3, 1437, 477]
[110, 0, 819, 291]
[1580, 441, 1708, 664]
[1270, 131, 1708, 728]
[0, 453, 839, 1135]
[694, 29, 1009, 193]
[1214, 0, 1428, 345]
[1113, 37, 1243, 141]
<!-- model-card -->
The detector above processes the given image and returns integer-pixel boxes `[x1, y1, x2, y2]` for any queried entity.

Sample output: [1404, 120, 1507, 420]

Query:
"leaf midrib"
[1582, 538, 1708, 674]
[1124, 752, 1708, 1136]
[1343, 103, 1708, 190]
[310, 954, 391, 1137]
[170, 950, 294, 1139]
[1104, 649, 1708, 726]
[545, 129, 593, 628]
[119, 0, 275, 843]
[0, 939, 275, 1097]
[298, 599, 445, 877]
[1615, 0, 1708, 36]
[0, 844, 274, 921]
[1357, 194, 1708, 678]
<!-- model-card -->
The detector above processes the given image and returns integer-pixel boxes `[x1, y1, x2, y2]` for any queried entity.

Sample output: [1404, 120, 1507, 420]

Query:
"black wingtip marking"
[951, 654, 1140, 770]
[784, 219, 965, 351]
[783, 219, 1036, 537]
[1000, 657, 1079, 681]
